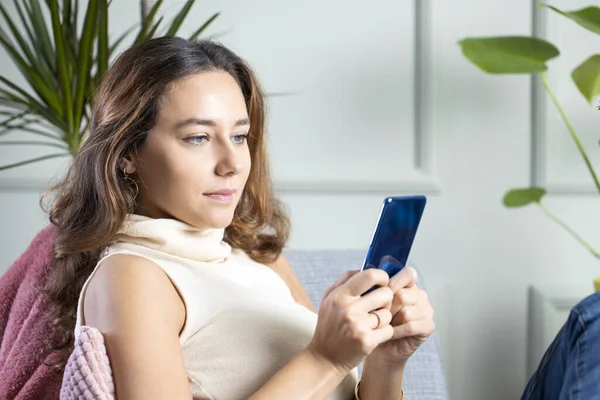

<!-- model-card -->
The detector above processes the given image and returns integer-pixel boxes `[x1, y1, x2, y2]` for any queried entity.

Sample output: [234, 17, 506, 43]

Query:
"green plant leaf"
[189, 12, 220, 40]
[541, 4, 600, 35]
[72, 0, 98, 147]
[13, 2, 55, 90]
[146, 16, 164, 40]
[0, 31, 60, 112]
[0, 140, 67, 149]
[166, 0, 195, 37]
[109, 24, 137, 57]
[0, 152, 68, 171]
[0, 85, 65, 132]
[503, 188, 547, 207]
[0, 110, 29, 126]
[0, 122, 63, 142]
[97, 0, 109, 78]
[572, 55, 600, 104]
[48, 0, 74, 136]
[459, 36, 559, 74]
[0, 3, 37, 68]
[13, 2, 37, 56]
[134, 0, 163, 43]
[26, 0, 55, 71]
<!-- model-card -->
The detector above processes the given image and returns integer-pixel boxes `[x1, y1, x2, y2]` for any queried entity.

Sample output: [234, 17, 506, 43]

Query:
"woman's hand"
[307, 269, 395, 374]
[369, 266, 435, 366]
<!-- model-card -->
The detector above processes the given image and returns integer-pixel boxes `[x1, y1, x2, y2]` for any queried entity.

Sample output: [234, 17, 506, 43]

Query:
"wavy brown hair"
[40, 36, 290, 370]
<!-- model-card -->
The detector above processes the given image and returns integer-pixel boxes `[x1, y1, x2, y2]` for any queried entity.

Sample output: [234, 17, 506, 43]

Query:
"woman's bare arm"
[84, 254, 192, 400]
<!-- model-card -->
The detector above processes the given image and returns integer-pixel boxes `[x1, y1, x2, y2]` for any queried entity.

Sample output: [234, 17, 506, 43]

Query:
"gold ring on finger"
[369, 310, 381, 329]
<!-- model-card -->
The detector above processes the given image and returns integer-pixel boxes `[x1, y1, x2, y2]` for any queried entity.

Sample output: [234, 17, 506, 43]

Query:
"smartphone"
[361, 195, 427, 291]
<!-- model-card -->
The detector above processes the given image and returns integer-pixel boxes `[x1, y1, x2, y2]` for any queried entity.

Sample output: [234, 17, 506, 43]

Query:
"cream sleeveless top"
[74, 214, 358, 399]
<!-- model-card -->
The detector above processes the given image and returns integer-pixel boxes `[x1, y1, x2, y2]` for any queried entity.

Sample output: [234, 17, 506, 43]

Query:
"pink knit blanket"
[60, 325, 115, 399]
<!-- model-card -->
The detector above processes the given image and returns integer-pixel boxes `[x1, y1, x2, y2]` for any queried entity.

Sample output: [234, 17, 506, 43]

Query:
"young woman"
[43, 36, 435, 400]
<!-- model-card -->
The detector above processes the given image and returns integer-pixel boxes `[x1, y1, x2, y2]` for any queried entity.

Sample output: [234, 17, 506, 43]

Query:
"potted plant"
[458, 3, 600, 291]
[0, 0, 219, 170]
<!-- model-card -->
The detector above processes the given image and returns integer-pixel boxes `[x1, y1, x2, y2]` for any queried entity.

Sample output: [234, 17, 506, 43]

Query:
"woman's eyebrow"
[175, 117, 250, 129]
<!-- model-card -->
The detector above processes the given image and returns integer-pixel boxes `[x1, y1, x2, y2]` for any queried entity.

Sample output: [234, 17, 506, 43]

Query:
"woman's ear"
[118, 156, 137, 175]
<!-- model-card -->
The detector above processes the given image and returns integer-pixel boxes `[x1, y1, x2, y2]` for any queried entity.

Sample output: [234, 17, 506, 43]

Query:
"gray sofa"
[285, 249, 449, 400]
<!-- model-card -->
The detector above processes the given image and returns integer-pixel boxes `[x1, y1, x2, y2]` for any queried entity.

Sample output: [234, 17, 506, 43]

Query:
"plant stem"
[540, 72, 600, 194]
[536, 202, 600, 259]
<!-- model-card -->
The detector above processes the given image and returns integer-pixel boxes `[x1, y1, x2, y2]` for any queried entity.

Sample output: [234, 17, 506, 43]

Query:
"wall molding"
[274, 176, 440, 195]
[527, 285, 591, 378]
[530, 0, 547, 192]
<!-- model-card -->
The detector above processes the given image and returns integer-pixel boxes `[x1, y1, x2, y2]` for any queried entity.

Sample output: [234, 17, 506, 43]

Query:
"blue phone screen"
[361, 195, 427, 280]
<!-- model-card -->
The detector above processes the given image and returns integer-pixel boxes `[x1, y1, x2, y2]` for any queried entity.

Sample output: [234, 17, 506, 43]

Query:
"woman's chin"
[204, 213, 235, 230]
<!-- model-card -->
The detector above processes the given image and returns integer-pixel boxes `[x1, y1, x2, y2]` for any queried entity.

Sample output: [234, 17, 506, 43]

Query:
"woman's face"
[125, 71, 252, 229]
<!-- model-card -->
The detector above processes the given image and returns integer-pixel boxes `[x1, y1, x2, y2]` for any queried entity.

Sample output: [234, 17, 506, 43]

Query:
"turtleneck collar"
[114, 214, 232, 263]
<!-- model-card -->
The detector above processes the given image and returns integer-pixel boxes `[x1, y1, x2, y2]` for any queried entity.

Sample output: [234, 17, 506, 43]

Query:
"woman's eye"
[186, 135, 208, 145]
[232, 134, 249, 144]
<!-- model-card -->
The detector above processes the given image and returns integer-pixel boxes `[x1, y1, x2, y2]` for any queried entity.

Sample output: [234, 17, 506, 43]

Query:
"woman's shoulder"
[79, 253, 192, 399]
[82, 253, 186, 333]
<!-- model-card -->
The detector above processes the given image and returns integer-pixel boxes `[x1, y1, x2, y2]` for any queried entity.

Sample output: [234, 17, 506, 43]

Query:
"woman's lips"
[203, 189, 236, 203]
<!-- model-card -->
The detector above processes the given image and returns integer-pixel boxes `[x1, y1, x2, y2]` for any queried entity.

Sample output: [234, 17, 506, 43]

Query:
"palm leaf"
[0, 140, 68, 150]
[0, 122, 64, 142]
[13, 1, 56, 89]
[48, 0, 74, 136]
[0, 84, 65, 131]
[0, 153, 69, 171]
[0, 111, 30, 126]
[97, 0, 109, 78]
[166, 0, 195, 37]
[0, 0, 222, 171]
[0, 4, 37, 68]
[26, 0, 55, 71]
[109, 24, 137, 58]
[0, 29, 63, 115]
[72, 0, 99, 149]
[134, 0, 163, 43]
[1, 128, 63, 142]
[146, 16, 165, 40]
[189, 12, 220, 40]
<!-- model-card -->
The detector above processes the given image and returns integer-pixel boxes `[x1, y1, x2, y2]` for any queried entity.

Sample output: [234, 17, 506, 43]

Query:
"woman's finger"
[389, 287, 425, 316]
[324, 270, 359, 298]
[392, 319, 435, 340]
[371, 323, 395, 345]
[394, 287, 423, 306]
[342, 268, 390, 297]
[354, 285, 393, 314]
[389, 266, 418, 292]
[391, 305, 419, 325]
[366, 308, 393, 330]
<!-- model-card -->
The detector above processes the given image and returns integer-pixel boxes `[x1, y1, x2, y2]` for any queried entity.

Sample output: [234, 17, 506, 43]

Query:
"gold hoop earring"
[122, 170, 139, 198]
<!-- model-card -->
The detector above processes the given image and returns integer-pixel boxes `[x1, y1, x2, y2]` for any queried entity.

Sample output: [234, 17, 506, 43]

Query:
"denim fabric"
[522, 291, 600, 400]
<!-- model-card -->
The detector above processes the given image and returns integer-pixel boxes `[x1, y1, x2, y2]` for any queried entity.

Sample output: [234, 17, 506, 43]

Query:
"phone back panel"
[361, 195, 427, 278]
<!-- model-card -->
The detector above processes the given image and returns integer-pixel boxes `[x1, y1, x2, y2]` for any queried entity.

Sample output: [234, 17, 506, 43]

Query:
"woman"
[43, 36, 435, 399]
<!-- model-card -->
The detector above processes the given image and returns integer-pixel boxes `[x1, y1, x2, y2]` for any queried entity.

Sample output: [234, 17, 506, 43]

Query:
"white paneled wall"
[2, 1, 600, 399]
